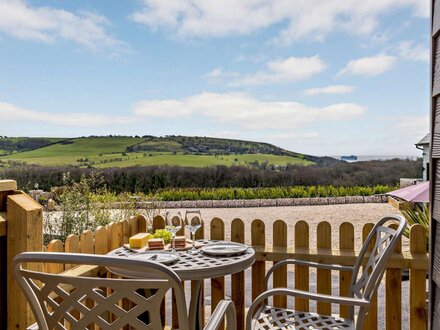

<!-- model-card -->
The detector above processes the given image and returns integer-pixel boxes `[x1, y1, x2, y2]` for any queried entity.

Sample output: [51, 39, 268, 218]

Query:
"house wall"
[423, 144, 430, 181]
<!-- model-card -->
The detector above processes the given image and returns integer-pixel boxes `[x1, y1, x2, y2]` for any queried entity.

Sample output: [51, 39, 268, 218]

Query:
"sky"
[0, 0, 431, 157]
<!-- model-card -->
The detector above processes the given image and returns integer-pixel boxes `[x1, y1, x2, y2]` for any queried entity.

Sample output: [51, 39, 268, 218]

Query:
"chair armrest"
[265, 259, 353, 289]
[204, 299, 237, 330]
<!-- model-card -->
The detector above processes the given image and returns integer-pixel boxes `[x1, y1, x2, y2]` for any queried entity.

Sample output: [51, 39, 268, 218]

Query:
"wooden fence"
[40, 214, 429, 330]
[0, 179, 429, 330]
[0, 180, 43, 330]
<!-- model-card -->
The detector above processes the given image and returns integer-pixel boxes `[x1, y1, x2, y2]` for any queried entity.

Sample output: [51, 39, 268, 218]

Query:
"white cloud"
[0, 101, 137, 127]
[230, 56, 326, 86]
[203, 67, 239, 83]
[0, 0, 126, 54]
[304, 85, 355, 96]
[130, 0, 428, 44]
[337, 54, 396, 77]
[397, 41, 429, 62]
[133, 92, 366, 129]
[204, 67, 224, 79]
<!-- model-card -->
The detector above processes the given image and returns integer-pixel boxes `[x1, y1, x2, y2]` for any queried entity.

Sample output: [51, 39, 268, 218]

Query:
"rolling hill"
[0, 135, 333, 168]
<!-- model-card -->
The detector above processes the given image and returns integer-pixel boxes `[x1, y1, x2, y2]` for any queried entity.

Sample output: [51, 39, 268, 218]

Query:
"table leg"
[189, 279, 204, 330]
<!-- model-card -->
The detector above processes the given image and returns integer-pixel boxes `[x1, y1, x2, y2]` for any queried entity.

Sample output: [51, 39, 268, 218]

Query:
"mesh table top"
[107, 240, 255, 280]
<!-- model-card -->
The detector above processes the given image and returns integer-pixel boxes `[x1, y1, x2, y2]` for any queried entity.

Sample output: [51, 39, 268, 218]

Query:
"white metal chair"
[14, 252, 236, 330]
[246, 215, 407, 330]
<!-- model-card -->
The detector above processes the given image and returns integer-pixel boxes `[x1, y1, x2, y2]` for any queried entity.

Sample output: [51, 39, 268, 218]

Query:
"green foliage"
[152, 185, 393, 201]
[401, 203, 430, 250]
[0, 137, 63, 155]
[153, 229, 172, 244]
[44, 171, 161, 244]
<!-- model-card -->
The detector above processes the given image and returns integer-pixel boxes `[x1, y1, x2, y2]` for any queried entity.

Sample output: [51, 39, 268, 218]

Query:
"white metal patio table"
[107, 240, 255, 330]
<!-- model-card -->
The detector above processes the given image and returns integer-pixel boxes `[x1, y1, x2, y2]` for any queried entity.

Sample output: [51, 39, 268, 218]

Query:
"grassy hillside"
[0, 136, 316, 168]
[0, 137, 64, 155]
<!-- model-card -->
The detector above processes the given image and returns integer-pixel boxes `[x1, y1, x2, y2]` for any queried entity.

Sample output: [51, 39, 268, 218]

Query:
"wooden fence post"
[362, 223, 378, 329]
[7, 189, 43, 330]
[273, 220, 287, 308]
[211, 218, 225, 329]
[386, 223, 402, 330]
[339, 222, 354, 318]
[295, 221, 309, 311]
[231, 218, 245, 330]
[316, 221, 332, 315]
[409, 225, 427, 329]
[0, 180, 16, 329]
[251, 219, 265, 302]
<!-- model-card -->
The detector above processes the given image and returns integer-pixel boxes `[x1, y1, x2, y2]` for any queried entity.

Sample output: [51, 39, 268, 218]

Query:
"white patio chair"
[246, 215, 407, 330]
[14, 252, 236, 330]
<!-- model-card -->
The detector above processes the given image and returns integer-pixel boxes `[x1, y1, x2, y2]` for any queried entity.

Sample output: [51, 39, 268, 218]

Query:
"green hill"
[0, 135, 329, 168]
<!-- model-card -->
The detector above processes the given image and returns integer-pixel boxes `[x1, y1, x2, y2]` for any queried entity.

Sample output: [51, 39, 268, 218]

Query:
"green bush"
[44, 171, 161, 244]
[152, 185, 393, 201]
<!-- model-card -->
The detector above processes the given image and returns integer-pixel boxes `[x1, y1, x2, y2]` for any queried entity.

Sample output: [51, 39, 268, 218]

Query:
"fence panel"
[362, 223, 378, 329]
[251, 219, 266, 302]
[211, 218, 225, 328]
[339, 222, 354, 318]
[316, 221, 332, 315]
[386, 223, 402, 330]
[273, 220, 287, 308]
[46, 240, 64, 273]
[80, 230, 94, 254]
[194, 218, 206, 325]
[128, 215, 139, 236]
[231, 218, 245, 330]
[94, 226, 108, 255]
[64, 234, 79, 269]
[294, 220, 309, 311]
[410, 224, 427, 329]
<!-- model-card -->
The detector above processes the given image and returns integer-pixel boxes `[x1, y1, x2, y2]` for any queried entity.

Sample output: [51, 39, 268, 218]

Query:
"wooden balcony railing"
[43, 215, 428, 330]
[0, 180, 429, 329]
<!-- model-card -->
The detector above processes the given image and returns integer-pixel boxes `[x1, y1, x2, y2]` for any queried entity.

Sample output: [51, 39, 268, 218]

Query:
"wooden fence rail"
[39, 214, 428, 330]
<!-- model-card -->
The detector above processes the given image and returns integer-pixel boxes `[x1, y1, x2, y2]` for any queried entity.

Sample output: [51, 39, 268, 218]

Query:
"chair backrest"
[13, 252, 189, 330]
[349, 215, 406, 328]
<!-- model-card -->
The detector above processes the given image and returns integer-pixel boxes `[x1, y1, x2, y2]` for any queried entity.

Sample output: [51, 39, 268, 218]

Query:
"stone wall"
[136, 194, 388, 209]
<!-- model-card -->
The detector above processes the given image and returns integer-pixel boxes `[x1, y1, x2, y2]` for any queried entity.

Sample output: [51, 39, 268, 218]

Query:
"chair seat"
[251, 305, 353, 330]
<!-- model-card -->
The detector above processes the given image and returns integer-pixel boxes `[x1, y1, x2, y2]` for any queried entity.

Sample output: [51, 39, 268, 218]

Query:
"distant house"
[416, 133, 430, 181]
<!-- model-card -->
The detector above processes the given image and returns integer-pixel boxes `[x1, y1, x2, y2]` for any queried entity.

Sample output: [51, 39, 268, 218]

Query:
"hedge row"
[153, 185, 392, 201]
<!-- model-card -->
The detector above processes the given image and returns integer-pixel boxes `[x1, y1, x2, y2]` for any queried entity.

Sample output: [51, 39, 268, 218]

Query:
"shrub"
[152, 184, 392, 201]
[401, 203, 429, 251]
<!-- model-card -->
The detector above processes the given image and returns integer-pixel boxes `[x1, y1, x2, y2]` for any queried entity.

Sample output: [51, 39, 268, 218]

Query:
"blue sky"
[0, 0, 430, 156]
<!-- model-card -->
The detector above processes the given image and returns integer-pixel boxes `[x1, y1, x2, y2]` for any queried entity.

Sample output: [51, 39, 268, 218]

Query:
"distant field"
[93, 153, 312, 168]
[0, 137, 313, 167]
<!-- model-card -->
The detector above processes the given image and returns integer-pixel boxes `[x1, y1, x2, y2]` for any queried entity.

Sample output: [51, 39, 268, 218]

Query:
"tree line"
[0, 158, 422, 194]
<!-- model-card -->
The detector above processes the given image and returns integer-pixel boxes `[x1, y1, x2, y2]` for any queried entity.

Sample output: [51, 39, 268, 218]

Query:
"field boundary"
[151, 194, 388, 208]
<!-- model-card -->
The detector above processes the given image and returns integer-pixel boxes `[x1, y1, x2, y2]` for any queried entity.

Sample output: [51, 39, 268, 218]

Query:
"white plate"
[130, 251, 179, 265]
[201, 242, 248, 256]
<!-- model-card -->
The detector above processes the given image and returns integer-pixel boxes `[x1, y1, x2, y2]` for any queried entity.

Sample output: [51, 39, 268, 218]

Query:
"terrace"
[0, 180, 428, 329]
